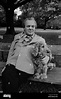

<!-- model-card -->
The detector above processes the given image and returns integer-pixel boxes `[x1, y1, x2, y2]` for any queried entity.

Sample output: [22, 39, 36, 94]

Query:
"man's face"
[24, 20, 36, 36]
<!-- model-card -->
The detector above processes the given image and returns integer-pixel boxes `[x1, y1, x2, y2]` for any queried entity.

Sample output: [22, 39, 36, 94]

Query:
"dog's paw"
[34, 73, 41, 79]
[41, 73, 47, 79]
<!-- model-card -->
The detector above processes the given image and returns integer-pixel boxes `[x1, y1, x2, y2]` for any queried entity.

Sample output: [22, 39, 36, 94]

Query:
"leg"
[43, 65, 48, 74]
[2, 64, 19, 93]
[41, 65, 48, 79]
[18, 71, 33, 87]
[34, 64, 43, 79]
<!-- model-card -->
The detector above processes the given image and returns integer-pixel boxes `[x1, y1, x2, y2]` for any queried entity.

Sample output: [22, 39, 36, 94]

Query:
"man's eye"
[32, 25, 35, 28]
[27, 25, 30, 27]
[27, 25, 35, 28]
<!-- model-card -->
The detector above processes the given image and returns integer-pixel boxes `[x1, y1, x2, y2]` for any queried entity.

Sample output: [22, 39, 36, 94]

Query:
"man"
[2, 17, 48, 93]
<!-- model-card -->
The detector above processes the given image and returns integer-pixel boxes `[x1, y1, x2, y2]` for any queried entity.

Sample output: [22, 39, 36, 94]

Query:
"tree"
[0, 5, 6, 26]
[0, 0, 33, 35]
[0, 0, 61, 31]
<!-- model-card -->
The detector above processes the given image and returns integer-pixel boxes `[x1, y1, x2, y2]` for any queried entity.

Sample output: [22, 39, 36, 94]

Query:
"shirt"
[6, 31, 47, 74]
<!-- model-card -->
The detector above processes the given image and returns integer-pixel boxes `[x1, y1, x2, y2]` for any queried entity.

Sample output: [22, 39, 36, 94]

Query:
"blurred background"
[0, 0, 61, 29]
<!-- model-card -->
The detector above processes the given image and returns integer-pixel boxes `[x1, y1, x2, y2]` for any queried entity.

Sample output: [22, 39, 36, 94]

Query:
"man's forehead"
[25, 20, 36, 26]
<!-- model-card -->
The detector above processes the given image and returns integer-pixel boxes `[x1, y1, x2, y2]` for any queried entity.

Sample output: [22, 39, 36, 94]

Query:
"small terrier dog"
[31, 42, 55, 79]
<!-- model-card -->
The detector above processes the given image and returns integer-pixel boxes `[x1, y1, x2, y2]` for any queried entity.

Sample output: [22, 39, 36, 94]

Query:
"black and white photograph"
[0, 0, 61, 98]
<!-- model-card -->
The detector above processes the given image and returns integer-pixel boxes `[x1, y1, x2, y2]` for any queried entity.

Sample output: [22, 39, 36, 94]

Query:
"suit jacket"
[6, 32, 47, 74]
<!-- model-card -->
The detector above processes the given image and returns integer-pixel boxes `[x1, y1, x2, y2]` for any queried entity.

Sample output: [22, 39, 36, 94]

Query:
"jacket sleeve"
[7, 34, 21, 59]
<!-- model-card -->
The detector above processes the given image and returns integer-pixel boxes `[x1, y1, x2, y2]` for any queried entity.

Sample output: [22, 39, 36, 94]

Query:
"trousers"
[2, 64, 33, 93]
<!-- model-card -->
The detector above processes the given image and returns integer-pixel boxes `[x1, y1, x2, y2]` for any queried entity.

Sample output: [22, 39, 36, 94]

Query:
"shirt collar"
[22, 31, 35, 45]
[24, 31, 35, 40]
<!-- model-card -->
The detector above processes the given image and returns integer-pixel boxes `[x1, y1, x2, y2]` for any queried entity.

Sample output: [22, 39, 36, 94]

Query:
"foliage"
[0, 0, 61, 29]
[18, 0, 61, 29]
[0, 5, 6, 26]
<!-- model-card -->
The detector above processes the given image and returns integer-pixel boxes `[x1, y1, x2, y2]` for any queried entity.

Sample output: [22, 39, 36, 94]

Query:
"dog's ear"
[30, 47, 38, 57]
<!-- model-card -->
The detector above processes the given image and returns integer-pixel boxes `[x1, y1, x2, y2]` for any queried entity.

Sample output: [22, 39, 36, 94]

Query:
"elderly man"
[2, 17, 48, 93]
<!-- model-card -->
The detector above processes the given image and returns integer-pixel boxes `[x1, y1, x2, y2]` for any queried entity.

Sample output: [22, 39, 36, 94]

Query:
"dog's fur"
[31, 42, 55, 79]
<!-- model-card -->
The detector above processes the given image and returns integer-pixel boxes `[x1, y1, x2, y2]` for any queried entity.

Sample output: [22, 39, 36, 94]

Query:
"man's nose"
[29, 26, 32, 29]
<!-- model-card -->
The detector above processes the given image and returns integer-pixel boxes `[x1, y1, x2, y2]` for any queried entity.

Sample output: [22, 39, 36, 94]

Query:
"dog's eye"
[41, 45, 44, 48]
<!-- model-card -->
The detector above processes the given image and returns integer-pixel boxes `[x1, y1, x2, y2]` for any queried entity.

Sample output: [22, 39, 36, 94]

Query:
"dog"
[31, 42, 55, 79]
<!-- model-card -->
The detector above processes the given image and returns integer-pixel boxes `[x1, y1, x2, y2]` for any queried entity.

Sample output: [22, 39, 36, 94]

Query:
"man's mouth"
[28, 30, 33, 33]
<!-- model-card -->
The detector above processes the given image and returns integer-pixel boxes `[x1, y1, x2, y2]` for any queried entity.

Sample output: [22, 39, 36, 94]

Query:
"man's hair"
[23, 17, 37, 28]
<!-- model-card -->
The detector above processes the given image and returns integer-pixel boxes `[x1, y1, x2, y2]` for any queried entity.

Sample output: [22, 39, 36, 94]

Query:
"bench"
[0, 31, 61, 76]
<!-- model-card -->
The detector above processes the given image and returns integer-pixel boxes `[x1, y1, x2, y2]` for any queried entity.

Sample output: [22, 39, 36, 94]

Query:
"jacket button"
[19, 73, 21, 75]
[8, 82, 10, 84]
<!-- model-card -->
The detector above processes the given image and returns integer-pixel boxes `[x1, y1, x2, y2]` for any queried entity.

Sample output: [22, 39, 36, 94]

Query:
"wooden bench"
[0, 62, 6, 76]
[0, 43, 11, 76]
[0, 32, 61, 76]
